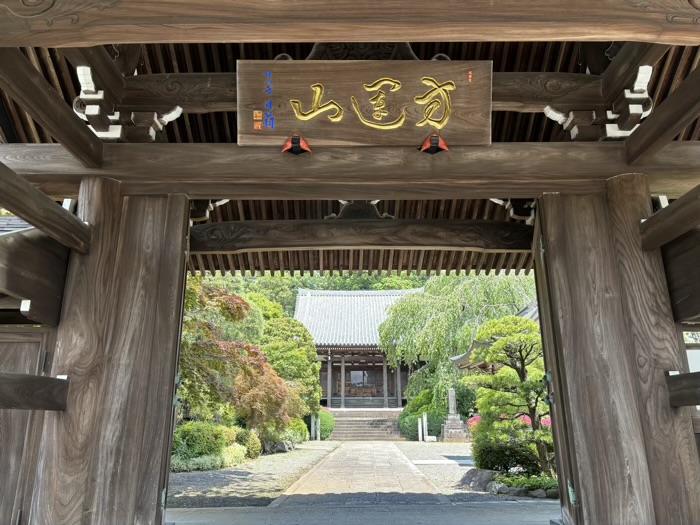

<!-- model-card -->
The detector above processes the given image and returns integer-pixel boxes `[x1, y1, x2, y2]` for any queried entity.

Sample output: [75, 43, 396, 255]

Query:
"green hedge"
[170, 443, 247, 473]
[319, 410, 335, 440]
[286, 418, 310, 444]
[173, 422, 228, 459]
[472, 434, 540, 474]
[236, 429, 263, 459]
[398, 409, 446, 440]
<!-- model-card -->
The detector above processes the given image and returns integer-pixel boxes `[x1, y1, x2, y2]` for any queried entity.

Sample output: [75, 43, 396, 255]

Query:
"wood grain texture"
[31, 180, 189, 525]
[120, 71, 604, 115]
[0, 48, 103, 168]
[627, 65, 700, 164]
[601, 43, 670, 103]
[539, 191, 655, 525]
[0, 227, 69, 325]
[0, 372, 68, 410]
[532, 216, 582, 525]
[190, 219, 533, 254]
[2, 1, 700, 46]
[6, 142, 700, 200]
[0, 328, 54, 525]
[662, 226, 700, 323]
[0, 161, 90, 254]
[237, 61, 492, 146]
[607, 173, 700, 525]
[666, 372, 700, 407]
[641, 183, 700, 250]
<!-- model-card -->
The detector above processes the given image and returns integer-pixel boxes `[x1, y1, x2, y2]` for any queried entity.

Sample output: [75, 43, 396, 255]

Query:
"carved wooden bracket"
[73, 66, 182, 143]
[545, 65, 653, 141]
[325, 201, 394, 220]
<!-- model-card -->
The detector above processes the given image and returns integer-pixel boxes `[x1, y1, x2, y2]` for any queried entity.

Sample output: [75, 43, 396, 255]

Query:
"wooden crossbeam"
[601, 43, 670, 103]
[63, 46, 126, 105]
[0, 227, 70, 325]
[0, 372, 69, 411]
[641, 183, 700, 250]
[120, 72, 604, 114]
[0, 161, 91, 254]
[0, 48, 103, 168]
[5, 142, 700, 200]
[666, 372, 700, 407]
[662, 225, 700, 323]
[626, 66, 700, 164]
[190, 219, 534, 254]
[2, 2, 700, 46]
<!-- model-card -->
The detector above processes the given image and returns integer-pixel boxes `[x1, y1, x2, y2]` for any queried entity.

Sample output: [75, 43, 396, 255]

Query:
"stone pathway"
[271, 441, 448, 506]
[167, 441, 339, 508]
[166, 441, 561, 525]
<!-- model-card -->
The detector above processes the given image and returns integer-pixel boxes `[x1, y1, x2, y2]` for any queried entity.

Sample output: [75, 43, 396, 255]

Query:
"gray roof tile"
[294, 288, 423, 347]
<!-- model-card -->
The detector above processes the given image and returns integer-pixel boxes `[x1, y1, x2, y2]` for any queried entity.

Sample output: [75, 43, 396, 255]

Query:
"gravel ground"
[167, 441, 340, 508]
[394, 441, 529, 504]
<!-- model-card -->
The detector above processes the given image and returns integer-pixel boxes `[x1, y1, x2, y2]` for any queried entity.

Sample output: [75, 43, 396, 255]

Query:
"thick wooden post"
[383, 358, 389, 409]
[537, 191, 656, 525]
[606, 174, 700, 524]
[340, 356, 346, 409]
[327, 355, 332, 409]
[31, 178, 189, 525]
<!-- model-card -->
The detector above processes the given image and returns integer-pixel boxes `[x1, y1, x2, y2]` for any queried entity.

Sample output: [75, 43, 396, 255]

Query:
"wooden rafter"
[662, 225, 700, 323]
[0, 161, 91, 253]
[5, 142, 700, 199]
[641, 183, 700, 250]
[626, 65, 700, 164]
[190, 219, 534, 254]
[119, 71, 604, 114]
[62, 46, 125, 106]
[0, 48, 103, 168]
[2, 2, 700, 46]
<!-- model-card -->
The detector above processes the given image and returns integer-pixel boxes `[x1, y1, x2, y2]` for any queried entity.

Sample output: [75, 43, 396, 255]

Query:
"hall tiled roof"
[294, 288, 423, 347]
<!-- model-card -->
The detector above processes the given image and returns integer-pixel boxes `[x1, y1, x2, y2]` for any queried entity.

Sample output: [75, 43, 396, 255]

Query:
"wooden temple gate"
[1, 3, 700, 524]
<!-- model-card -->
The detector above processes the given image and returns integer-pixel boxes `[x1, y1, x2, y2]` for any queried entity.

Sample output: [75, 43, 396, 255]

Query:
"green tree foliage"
[261, 318, 322, 414]
[379, 274, 536, 410]
[245, 292, 284, 321]
[466, 316, 553, 475]
[0, 208, 13, 216]
[180, 277, 304, 429]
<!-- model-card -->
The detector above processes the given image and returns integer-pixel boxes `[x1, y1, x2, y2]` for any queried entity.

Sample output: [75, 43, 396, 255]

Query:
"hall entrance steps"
[329, 396, 401, 409]
[329, 408, 405, 441]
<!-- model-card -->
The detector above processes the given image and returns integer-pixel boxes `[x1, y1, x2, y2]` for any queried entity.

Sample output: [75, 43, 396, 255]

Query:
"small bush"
[174, 422, 227, 459]
[286, 418, 309, 444]
[236, 429, 263, 459]
[399, 414, 420, 440]
[398, 407, 446, 440]
[319, 409, 335, 440]
[220, 426, 242, 446]
[220, 443, 247, 467]
[404, 389, 433, 414]
[494, 474, 558, 491]
[472, 434, 540, 474]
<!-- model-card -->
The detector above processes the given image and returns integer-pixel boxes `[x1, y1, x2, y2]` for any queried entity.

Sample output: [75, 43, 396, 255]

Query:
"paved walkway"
[272, 441, 448, 506]
[167, 441, 561, 525]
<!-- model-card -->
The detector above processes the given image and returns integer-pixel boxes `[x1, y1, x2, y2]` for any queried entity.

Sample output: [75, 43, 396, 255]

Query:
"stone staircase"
[329, 409, 405, 441]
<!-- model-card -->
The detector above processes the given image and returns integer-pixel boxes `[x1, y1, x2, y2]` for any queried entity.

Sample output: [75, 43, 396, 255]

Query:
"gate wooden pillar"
[30, 178, 189, 525]
[536, 173, 700, 525]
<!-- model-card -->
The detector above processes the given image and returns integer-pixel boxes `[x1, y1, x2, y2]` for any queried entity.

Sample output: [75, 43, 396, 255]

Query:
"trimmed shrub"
[170, 444, 247, 473]
[286, 418, 309, 444]
[398, 408, 446, 440]
[399, 413, 420, 441]
[236, 429, 263, 459]
[494, 473, 558, 491]
[174, 422, 227, 459]
[404, 389, 432, 414]
[319, 409, 335, 440]
[221, 426, 242, 446]
[472, 434, 540, 474]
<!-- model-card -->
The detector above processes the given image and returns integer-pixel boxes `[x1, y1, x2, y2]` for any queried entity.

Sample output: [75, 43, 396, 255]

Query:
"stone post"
[310, 415, 316, 441]
[418, 415, 423, 442]
[340, 356, 346, 409]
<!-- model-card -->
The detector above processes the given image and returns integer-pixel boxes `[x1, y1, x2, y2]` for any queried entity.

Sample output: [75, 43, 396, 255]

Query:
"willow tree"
[378, 274, 536, 411]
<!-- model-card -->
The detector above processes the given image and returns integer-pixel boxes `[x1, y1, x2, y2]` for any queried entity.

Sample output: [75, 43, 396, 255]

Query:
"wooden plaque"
[237, 60, 492, 147]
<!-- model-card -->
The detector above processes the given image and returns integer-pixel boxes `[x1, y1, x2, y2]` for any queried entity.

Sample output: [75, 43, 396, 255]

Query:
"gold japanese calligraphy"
[290, 83, 344, 122]
[414, 77, 456, 130]
[350, 77, 407, 130]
